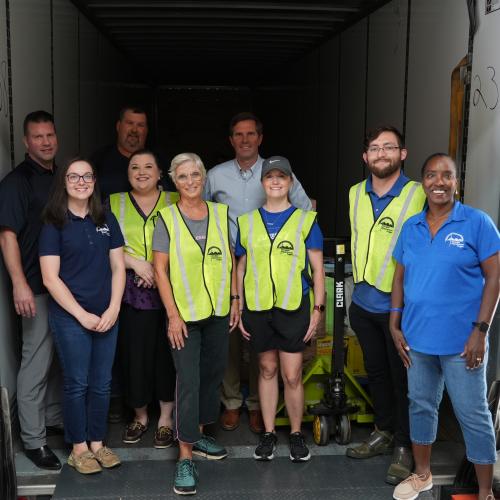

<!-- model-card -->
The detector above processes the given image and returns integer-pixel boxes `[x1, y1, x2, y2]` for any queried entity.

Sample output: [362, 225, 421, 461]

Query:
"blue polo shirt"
[39, 210, 124, 316]
[352, 172, 410, 313]
[393, 201, 500, 355]
[234, 206, 323, 294]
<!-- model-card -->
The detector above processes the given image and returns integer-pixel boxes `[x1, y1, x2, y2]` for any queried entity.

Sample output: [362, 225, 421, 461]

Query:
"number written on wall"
[472, 66, 499, 111]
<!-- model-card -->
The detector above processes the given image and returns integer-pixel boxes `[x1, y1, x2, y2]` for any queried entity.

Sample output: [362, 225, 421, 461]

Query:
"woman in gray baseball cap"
[235, 156, 325, 463]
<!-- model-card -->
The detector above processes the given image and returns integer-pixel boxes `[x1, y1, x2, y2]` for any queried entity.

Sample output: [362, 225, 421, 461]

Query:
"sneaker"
[173, 459, 198, 495]
[393, 472, 433, 500]
[154, 426, 175, 449]
[67, 450, 102, 474]
[93, 446, 121, 468]
[346, 428, 394, 459]
[289, 432, 311, 462]
[192, 435, 228, 460]
[386, 447, 414, 485]
[253, 432, 277, 461]
[123, 421, 148, 444]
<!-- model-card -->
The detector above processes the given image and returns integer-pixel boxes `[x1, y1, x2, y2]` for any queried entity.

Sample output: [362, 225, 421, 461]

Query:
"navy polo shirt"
[393, 202, 500, 355]
[39, 210, 124, 316]
[0, 156, 56, 294]
[352, 172, 410, 313]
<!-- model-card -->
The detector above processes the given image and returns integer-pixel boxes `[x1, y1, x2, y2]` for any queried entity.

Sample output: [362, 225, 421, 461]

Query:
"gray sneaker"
[346, 429, 394, 459]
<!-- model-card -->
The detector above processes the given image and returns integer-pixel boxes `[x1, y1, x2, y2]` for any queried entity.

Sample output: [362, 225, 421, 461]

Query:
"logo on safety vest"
[445, 232, 464, 248]
[378, 216, 394, 234]
[277, 240, 294, 255]
[207, 246, 222, 261]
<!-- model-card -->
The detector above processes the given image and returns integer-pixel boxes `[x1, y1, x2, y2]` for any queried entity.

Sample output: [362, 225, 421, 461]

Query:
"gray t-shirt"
[153, 214, 208, 253]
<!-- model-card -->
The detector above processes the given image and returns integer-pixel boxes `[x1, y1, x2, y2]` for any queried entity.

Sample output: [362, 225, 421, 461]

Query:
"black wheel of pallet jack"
[335, 414, 351, 445]
[313, 415, 330, 446]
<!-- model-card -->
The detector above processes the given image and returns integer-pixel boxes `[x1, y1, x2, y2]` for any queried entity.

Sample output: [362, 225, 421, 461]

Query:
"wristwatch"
[472, 321, 490, 334]
[313, 304, 325, 312]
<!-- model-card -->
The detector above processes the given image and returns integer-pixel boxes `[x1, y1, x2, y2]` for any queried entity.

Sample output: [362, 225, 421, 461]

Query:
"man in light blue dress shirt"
[204, 112, 311, 433]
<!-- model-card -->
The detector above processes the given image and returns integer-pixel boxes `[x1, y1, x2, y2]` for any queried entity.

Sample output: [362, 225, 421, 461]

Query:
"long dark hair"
[42, 157, 105, 228]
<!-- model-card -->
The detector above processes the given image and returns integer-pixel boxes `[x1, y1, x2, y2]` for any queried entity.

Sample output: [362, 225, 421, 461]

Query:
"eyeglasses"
[66, 173, 95, 184]
[176, 171, 202, 183]
[366, 145, 401, 154]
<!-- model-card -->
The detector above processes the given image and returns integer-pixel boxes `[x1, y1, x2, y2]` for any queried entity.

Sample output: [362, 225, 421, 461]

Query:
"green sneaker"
[173, 459, 198, 495]
[192, 434, 228, 460]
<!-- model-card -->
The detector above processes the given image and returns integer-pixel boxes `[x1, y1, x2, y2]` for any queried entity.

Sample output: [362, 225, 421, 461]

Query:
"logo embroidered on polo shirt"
[445, 232, 464, 248]
[96, 223, 110, 237]
[378, 216, 394, 234]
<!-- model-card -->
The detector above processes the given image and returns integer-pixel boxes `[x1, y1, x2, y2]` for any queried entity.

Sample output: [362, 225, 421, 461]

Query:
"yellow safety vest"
[349, 179, 426, 292]
[238, 208, 317, 312]
[157, 201, 232, 322]
[110, 191, 179, 262]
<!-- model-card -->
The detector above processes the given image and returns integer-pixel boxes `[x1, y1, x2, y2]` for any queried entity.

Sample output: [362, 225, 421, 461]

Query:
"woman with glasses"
[39, 158, 125, 475]
[235, 156, 325, 463]
[391, 153, 499, 500]
[153, 152, 239, 495]
[109, 149, 179, 449]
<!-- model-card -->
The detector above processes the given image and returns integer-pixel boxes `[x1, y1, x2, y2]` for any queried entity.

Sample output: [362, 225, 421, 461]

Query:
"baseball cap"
[261, 156, 293, 179]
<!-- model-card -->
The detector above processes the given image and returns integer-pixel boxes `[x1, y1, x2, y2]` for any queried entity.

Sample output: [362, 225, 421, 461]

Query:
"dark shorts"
[242, 295, 310, 354]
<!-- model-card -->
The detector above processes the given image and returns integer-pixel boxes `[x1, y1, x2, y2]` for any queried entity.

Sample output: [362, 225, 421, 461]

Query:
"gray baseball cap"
[261, 156, 293, 179]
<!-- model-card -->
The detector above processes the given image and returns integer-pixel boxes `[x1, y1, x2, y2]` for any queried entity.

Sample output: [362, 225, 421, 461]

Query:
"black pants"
[349, 301, 411, 447]
[119, 304, 176, 409]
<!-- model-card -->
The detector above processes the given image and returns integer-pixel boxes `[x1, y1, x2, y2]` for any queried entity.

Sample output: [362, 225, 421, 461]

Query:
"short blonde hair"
[169, 152, 206, 183]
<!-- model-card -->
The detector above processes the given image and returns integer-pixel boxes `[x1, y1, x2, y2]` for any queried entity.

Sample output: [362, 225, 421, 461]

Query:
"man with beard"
[346, 125, 426, 485]
[91, 106, 174, 199]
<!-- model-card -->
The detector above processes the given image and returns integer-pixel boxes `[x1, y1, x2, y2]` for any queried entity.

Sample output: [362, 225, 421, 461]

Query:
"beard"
[367, 158, 401, 179]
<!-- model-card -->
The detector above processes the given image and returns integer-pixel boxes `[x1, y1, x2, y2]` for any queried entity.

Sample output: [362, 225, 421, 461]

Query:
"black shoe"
[289, 432, 311, 462]
[25, 445, 62, 470]
[253, 432, 277, 461]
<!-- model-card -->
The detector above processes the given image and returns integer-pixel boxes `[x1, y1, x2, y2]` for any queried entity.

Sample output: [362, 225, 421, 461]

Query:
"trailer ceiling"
[72, 0, 390, 86]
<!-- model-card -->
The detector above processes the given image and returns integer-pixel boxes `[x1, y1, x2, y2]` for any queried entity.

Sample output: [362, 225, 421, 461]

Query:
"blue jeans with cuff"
[408, 349, 496, 464]
[49, 308, 118, 444]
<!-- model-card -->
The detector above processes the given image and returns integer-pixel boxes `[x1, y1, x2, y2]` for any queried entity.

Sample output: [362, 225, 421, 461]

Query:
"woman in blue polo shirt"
[236, 156, 325, 463]
[390, 153, 499, 500]
[39, 158, 125, 475]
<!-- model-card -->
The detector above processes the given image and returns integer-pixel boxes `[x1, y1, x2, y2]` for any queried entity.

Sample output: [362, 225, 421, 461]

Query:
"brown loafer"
[249, 410, 264, 434]
[221, 408, 240, 431]
[93, 446, 121, 469]
[68, 451, 102, 474]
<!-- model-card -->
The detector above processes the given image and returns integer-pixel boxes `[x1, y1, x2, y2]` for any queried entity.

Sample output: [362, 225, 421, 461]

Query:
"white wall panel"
[465, 9, 500, 224]
[337, 19, 368, 237]
[10, 0, 51, 164]
[53, 0, 79, 164]
[405, 0, 469, 179]
[0, 0, 19, 406]
[366, 0, 407, 131]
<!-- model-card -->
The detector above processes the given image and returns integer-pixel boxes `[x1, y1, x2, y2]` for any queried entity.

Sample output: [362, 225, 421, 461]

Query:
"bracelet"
[389, 307, 403, 313]
[230, 295, 240, 301]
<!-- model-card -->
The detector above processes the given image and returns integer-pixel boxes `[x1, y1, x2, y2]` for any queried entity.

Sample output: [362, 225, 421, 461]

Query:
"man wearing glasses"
[204, 111, 311, 434]
[0, 111, 62, 470]
[346, 125, 426, 485]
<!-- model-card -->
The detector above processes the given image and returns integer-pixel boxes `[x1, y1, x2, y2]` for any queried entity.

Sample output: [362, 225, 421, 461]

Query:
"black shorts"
[241, 294, 311, 354]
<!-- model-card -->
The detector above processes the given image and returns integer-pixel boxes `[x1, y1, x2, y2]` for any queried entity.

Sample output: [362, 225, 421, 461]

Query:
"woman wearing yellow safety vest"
[152, 152, 239, 496]
[236, 156, 325, 463]
[109, 150, 179, 449]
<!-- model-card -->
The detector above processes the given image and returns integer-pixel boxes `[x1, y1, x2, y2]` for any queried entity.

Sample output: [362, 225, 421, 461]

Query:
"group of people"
[0, 108, 498, 500]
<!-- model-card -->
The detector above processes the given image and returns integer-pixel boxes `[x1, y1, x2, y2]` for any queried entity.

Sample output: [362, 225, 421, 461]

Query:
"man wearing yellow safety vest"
[346, 126, 426, 486]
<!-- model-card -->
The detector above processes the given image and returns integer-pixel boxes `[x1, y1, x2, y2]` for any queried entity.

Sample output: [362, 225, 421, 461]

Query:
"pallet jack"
[275, 240, 374, 445]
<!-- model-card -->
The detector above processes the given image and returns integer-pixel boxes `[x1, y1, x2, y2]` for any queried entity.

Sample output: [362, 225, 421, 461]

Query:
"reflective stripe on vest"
[239, 208, 317, 312]
[158, 201, 231, 322]
[110, 191, 179, 261]
[349, 180, 426, 292]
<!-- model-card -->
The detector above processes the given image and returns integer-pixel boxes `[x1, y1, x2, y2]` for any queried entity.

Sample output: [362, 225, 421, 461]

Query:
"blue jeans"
[49, 308, 118, 444]
[408, 349, 496, 464]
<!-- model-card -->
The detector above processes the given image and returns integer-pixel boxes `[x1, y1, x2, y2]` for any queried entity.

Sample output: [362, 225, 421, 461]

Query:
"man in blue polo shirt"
[346, 125, 426, 485]
[0, 111, 62, 470]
